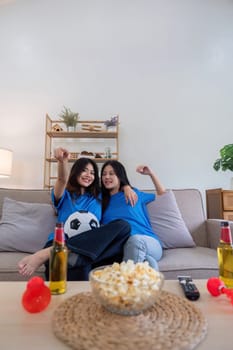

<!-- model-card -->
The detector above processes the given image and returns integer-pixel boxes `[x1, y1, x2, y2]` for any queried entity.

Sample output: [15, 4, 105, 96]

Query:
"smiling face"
[77, 163, 95, 189]
[67, 157, 100, 197]
[101, 164, 121, 195]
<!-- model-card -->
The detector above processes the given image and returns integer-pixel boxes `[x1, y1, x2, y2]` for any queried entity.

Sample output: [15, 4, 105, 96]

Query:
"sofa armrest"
[206, 219, 233, 249]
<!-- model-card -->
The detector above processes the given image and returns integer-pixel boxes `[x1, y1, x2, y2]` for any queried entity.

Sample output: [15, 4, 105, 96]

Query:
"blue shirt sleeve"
[135, 188, 155, 204]
[51, 188, 67, 210]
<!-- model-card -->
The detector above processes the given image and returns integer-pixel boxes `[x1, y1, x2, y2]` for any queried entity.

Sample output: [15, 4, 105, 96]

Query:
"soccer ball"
[64, 210, 100, 238]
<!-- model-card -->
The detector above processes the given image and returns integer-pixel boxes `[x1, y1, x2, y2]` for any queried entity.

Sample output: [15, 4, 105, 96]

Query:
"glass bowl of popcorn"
[89, 260, 164, 316]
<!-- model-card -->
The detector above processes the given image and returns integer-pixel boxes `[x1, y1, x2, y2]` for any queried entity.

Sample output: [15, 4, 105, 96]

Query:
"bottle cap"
[56, 222, 64, 228]
[220, 221, 232, 244]
[221, 221, 229, 227]
[55, 222, 65, 243]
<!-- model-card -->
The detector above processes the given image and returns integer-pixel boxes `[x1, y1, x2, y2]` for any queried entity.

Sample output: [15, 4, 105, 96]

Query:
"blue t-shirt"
[101, 188, 160, 241]
[48, 189, 101, 241]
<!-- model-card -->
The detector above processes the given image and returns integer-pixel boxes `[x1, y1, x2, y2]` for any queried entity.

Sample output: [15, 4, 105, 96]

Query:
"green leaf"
[213, 144, 233, 172]
[213, 159, 221, 171]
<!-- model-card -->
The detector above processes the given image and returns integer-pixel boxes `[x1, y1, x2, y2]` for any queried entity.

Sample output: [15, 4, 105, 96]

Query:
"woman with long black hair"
[101, 160, 166, 270]
[18, 148, 135, 280]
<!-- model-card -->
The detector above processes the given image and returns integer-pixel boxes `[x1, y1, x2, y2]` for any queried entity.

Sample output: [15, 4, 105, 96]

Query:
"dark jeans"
[44, 219, 130, 281]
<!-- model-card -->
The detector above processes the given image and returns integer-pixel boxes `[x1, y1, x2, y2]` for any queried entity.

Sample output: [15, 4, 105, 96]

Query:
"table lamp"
[0, 148, 13, 177]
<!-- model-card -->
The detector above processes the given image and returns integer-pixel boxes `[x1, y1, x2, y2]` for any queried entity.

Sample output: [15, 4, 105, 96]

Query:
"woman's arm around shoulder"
[136, 165, 166, 195]
[122, 185, 138, 206]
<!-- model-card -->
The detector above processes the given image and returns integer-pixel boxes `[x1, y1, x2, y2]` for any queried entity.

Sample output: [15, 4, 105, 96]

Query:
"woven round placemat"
[52, 291, 207, 350]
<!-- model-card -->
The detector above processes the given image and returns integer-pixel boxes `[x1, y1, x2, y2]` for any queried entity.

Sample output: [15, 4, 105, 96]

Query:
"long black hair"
[101, 160, 131, 212]
[66, 157, 100, 199]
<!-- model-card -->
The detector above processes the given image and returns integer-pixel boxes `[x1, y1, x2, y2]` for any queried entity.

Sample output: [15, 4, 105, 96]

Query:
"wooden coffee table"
[0, 280, 232, 349]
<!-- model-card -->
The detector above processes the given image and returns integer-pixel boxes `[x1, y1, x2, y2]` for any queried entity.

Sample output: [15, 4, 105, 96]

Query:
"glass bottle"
[49, 222, 68, 294]
[105, 147, 112, 159]
[217, 221, 233, 288]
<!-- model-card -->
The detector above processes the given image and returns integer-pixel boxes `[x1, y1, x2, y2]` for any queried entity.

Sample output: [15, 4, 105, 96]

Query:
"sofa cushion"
[172, 189, 207, 247]
[147, 190, 196, 249]
[158, 246, 218, 279]
[0, 197, 57, 253]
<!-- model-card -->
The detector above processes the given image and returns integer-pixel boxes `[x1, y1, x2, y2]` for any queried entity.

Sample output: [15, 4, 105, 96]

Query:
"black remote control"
[177, 276, 200, 301]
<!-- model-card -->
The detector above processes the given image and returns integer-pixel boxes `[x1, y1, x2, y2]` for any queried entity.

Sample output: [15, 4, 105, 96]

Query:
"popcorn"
[90, 260, 164, 314]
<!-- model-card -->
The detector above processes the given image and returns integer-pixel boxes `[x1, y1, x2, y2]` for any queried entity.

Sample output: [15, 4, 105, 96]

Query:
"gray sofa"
[0, 187, 230, 281]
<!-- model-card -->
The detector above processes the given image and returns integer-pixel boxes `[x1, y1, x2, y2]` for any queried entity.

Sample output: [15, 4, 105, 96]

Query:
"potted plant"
[59, 106, 79, 131]
[213, 144, 233, 189]
[213, 144, 233, 172]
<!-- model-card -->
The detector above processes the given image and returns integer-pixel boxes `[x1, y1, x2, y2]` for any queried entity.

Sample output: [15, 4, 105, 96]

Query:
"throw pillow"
[0, 197, 57, 253]
[147, 190, 195, 249]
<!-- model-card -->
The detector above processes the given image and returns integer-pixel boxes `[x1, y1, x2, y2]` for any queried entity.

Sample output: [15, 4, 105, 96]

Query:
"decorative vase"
[106, 126, 117, 132]
[66, 125, 76, 132]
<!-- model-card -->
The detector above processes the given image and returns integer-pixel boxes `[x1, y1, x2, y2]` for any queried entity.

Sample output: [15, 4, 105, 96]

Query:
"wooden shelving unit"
[44, 114, 119, 189]
[206, 188, 233, 221]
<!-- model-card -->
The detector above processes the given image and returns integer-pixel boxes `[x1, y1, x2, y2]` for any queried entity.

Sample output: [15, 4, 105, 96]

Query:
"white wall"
[0, 0, 233, 201]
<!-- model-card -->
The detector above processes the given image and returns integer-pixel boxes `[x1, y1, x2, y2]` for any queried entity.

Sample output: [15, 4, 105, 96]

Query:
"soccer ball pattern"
[64, 210, 100, 238]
